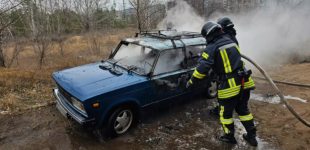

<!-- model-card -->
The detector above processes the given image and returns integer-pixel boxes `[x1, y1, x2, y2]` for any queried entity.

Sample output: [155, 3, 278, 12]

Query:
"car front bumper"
[53, 88, 96, 128]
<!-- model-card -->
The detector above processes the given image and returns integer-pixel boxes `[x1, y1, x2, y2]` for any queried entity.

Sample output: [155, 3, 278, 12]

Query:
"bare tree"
[73, 0, 109, 32]
[32, 35, 54, 68]
[129, 0, 166, 31]
[19, 0, 55, 68]
[52, 34, 67, 56]
[0, 0, 23, 68]
[7, 38, 26, 68]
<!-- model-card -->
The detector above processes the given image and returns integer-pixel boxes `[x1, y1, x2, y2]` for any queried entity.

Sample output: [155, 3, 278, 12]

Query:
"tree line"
[0, 0, 300, 68]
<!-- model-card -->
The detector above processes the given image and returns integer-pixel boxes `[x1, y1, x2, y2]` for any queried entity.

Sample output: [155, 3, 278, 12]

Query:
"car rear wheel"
[107, 107, 133, 138]
[205, 80, 218, 98]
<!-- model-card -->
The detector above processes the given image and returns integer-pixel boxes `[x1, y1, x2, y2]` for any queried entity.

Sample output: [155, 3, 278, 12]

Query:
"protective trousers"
[218, 91, 255, 135]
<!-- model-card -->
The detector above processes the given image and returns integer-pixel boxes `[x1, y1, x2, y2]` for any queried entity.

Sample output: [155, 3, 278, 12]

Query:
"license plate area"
[56, 102, 68, 119]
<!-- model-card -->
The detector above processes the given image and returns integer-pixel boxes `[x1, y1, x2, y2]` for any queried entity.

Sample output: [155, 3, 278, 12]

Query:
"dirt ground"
[0, 63, 310, 150]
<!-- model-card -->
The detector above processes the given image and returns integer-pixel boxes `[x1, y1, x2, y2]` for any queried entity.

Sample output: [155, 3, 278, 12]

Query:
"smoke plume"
[158, 0, 310, 68]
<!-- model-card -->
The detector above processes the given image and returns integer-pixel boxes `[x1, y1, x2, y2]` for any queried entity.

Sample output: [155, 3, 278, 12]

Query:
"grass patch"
[0, 28, 136, 111]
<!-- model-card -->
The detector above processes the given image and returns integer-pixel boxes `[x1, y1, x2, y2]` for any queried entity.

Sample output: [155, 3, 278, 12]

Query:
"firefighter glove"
[186, 80, 193, 89]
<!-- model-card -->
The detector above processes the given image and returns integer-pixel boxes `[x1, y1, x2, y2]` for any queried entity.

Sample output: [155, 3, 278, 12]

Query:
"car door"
[149, 48, 190, 107]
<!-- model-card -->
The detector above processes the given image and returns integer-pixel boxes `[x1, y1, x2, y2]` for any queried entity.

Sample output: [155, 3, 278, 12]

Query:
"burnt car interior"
[106, 30, 207, 78]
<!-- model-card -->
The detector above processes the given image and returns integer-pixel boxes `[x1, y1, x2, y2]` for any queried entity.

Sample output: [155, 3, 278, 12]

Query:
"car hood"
[52, 62, 146, 101]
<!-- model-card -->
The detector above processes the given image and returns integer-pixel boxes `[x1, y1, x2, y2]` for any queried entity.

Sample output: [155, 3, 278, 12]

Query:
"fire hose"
[242, 54, 310, 127]
[251, 76, 310, 88]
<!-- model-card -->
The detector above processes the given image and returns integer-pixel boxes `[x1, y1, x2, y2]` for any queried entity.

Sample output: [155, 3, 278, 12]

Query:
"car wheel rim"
[114, 110, 133, 134]
[208, 81, 218, 97]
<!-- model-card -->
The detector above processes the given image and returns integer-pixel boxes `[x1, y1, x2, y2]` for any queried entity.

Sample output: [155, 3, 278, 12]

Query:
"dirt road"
[1, 63, 310, 150]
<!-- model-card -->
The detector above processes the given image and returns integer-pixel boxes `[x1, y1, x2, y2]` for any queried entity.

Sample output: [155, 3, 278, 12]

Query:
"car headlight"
[71, 97, 86, 114]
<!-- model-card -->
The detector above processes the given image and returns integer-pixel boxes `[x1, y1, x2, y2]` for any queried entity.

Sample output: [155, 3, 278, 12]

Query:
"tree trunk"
[39, 51, 44, 69]
[0, 30, 5, 68]
[85, 23, 90, 32]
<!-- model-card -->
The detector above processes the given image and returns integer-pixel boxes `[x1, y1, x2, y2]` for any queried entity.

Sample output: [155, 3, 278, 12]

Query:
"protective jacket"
[190, 37, 255, 100]
[223, 29, 239, 46]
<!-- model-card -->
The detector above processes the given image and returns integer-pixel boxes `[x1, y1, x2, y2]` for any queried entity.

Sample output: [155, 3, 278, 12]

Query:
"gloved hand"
[186, 80, 193, 89]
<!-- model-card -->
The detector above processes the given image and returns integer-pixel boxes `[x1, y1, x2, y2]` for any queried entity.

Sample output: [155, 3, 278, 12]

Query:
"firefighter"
[186, 22, 258, 146]
[217, 17, 239, 46]
[209, 17, 239, 115]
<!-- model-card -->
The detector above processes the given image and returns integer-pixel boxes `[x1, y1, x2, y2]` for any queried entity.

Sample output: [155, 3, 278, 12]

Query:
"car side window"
[186, 45, 206, 68]
[153, 48, 184, 75]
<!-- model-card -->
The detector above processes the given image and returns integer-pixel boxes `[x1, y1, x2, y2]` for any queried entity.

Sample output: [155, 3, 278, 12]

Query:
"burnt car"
[52, 30, 218, 137]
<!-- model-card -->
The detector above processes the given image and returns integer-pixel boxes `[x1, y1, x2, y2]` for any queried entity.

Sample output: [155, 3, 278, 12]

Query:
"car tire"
[107, 106, 134, 138]
[205, 80, 218, 98]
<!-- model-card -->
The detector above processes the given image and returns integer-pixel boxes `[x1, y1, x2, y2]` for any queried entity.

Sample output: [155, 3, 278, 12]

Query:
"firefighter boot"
[217, 133, 237, 144]
[243, 129, 258, 146]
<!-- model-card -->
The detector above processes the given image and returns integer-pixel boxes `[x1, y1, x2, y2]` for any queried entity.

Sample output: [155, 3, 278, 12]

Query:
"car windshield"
[110, 43, 157, 75]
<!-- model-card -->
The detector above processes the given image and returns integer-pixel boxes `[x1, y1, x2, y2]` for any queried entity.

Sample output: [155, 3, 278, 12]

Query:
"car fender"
[98, 97, 142, 127]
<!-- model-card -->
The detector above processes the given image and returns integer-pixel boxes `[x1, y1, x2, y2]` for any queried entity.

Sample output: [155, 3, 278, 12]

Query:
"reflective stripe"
[219, 88, 240, 95]
[219, 43, 237, 51]
[190, 79, 193, 84]
[228, 78, 236, 87]
[220, 49, 236, 88]
[245, 81, 254, 86]
[218, 90, 239, 99]
[202, 52, 209, 60]
[218, 86, 240, 94]
[220, 51, 228, 73]
[232, 78, 237, 87]
[221, 118, 234, 124]
[235, 46, 241, 54]
[228, 79, 233, 87]
[244, 77, 255, 89]
[220, 106, 233, 134]
[245, 82, 255, 88]
[224, 50, 232, 72]
[239, 113, 253, 121]
[219, 81, 255, 99]
[193, 70, 206, 79]
[220, 49, 233, 76]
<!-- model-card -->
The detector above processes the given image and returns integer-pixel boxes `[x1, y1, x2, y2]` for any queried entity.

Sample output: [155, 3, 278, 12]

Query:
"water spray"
[242, 54, 310, 127]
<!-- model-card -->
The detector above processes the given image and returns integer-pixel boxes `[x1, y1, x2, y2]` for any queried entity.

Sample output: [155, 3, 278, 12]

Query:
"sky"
[106, 0, 135, 10]
[107, 0, 169, 10]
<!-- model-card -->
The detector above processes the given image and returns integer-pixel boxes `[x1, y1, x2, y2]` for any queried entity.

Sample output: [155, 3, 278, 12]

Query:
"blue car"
[53, 31, 218, 137]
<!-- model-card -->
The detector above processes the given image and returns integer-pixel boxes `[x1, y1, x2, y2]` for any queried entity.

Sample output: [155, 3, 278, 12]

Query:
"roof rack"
[135, 30, 203, 40]
[135, 30, 203, 48]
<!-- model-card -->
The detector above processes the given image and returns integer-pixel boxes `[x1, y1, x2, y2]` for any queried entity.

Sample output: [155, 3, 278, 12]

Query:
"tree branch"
[0, 16, 19, 31]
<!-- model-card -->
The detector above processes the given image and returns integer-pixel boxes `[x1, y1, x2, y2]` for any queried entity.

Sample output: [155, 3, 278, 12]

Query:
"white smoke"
[157, 1, 205, 32]
[158, 0, 310, 68]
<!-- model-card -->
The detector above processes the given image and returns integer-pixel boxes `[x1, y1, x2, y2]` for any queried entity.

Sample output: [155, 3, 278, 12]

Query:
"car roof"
[122, 31, 207, 50]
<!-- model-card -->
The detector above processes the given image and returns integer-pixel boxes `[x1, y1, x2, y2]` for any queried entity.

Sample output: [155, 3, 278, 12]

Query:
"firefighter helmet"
[201, 21, 222, 39]
[217, 17, 234, 28]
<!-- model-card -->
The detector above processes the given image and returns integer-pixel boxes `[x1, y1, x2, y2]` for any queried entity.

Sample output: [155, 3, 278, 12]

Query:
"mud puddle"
[250, 93, 308, 104]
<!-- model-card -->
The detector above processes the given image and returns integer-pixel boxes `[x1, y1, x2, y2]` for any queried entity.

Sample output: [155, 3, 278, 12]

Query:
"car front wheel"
[107, 107, 133, 138]
[205, 80, 218, 98]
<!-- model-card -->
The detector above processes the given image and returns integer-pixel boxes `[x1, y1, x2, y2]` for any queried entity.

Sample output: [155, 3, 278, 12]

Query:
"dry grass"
[0, 28, 136, 112]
